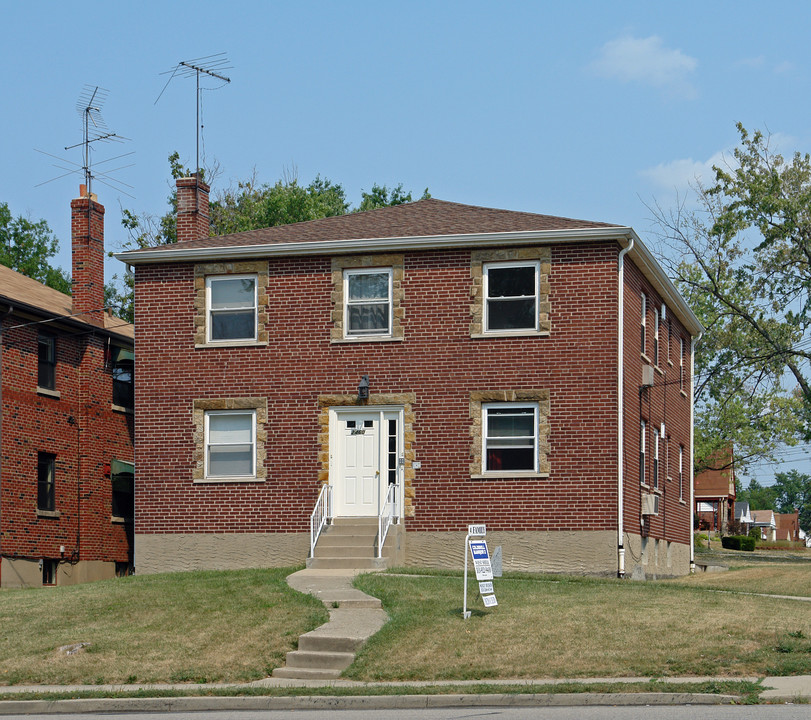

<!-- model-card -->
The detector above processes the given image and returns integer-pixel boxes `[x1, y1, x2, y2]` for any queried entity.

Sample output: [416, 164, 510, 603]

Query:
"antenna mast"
[157, 53, 232, 177]
[35, 85, 134, 198]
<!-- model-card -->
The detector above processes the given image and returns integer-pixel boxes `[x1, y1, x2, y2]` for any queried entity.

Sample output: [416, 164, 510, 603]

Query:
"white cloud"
[774, 60, 794, 74]
[640, 151, 726, 193]
[591, 35, 698, 98]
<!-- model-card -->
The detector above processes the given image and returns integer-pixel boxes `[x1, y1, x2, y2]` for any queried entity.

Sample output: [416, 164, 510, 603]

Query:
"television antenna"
[35, 85, 134, 198]
[156, 52, 232, 177]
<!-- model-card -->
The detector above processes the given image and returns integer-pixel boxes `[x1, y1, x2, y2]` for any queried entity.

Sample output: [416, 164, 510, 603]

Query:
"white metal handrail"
[378, 483, 397, 559]
[310, 484, 332, 557]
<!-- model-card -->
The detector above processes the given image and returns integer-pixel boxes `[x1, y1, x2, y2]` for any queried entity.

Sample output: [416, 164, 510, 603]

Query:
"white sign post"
[463, 524, 498, 618]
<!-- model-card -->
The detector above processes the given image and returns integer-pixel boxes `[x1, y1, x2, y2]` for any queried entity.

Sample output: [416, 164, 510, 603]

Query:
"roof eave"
[116, 226, 703, 337]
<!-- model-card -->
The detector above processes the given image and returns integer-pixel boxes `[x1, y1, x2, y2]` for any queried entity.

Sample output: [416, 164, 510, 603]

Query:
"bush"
[748, 527, 761, 539]
[721, 535, 756, 551]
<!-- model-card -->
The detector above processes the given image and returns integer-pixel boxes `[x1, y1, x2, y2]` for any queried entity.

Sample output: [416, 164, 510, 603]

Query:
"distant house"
[750, 509, 777, 542]
[0, 187, 134, 587]
[775, 510, 800, 542]
[118, 177, 703, 579]
[694, 449, 735, 533]
[734, 501, 753, 534]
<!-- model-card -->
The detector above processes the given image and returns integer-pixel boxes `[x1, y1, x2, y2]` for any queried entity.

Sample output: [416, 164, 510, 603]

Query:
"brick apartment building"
[0, 188, 134, 587]
[120, 177, 702, 579]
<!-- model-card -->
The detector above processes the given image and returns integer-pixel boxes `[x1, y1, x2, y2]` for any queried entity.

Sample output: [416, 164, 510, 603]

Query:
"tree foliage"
[0, 201, 71, 294]
[114, 155, 430, 322]
[652, 124, 811, 472]
[739, 470, 811, 532]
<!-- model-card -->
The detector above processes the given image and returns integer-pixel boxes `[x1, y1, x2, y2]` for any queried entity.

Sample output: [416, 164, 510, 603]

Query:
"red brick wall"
[71, 197, 106, 327]
[0, 315, 133, 568]
[622, 261, 693, 545]
[134, 242, 653, 536]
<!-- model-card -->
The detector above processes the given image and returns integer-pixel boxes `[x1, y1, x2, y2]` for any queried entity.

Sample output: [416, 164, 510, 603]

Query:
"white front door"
[331, 408, 403, 518]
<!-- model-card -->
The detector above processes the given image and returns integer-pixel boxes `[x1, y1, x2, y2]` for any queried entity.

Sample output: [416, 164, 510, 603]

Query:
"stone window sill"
[331, 336, 404, 345]
[641, 353, 652, 364]
[470, 330, 550, 340]
[37, 387, 61, 399]
[111, 404, 133, 415]
[470, 472, 550, 480]
[194, 476, 265, 484]
[36, 509, 61, 519]
[195, 341, 268, 350]
[111, 515, 133, 524]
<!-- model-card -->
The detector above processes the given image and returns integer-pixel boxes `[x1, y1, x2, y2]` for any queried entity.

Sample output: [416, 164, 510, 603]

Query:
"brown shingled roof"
[0, 263, 133, 340]
[142, 198, 621, 253]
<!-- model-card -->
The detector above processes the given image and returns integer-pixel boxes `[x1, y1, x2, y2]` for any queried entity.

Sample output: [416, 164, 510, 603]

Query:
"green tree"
[0, 201, 71, 294]
[355, 183, 430, 212]
[114, 156, 430, 322]
[772, 469, 811, 532]
[652, 124, 810, 472]
[737, 478, 778, 512]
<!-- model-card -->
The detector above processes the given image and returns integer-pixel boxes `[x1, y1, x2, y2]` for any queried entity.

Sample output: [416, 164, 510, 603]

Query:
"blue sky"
[2, 0, 809, 483]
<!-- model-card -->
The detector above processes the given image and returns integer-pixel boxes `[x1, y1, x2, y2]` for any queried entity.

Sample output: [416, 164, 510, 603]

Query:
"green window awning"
[111, 459, 134, 476]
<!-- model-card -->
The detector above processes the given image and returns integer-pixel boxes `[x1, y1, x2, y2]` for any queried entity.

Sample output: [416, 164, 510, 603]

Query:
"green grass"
[0, 568, 327, 685]
[1, 562, 810, 689]
[348, 570, 811, 681]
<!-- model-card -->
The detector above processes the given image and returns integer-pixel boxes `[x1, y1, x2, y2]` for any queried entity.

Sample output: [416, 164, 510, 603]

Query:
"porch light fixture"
[357, 375, 370, 401]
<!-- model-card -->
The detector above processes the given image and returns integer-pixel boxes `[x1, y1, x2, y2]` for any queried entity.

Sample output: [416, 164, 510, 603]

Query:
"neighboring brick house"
[0, 188, 134, 587]
[775, 510, 800, 542]
[694, 449, 736, 533]
[120, 177, 702, 578]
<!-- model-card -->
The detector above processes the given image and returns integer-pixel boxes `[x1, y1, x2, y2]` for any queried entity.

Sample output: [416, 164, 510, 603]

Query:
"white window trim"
[482, 260, 540, 335]
[640, 293, 647, 355]
[481, 402, 539, 475]
[652, 426, 660, 490]
[205, 274, 258, 344]
[640, 419, 647, 486]
[343, 267, 393, 338]
[204, 409, 257, 480]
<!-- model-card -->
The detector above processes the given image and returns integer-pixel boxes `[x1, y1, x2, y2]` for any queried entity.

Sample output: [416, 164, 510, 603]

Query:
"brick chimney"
[71, 184, 105, 327]
[175, 176, 210, 243]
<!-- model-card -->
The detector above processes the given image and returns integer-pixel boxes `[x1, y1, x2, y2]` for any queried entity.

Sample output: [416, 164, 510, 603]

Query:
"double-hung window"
[483, 261, 539, 333]
[38, 333, 56, 390]
[483, 403, 538, 473]
[204, 410, 256, 479]
[111, 347, 134, 410]
[344, 268, 392, 337]
[37, 452, 56, 511]
[640, 294, 647, 355]
[639, 420, 646, 486]
[652, 426, 659, 490]
[111, 459, 134, 519]
[206, 275, 257, 343]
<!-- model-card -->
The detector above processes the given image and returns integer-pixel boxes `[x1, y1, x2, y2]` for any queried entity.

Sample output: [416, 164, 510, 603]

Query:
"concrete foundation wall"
[134, 529, 690, 578]
[1, 558, 117, 588]
[135, 532, 310, 574]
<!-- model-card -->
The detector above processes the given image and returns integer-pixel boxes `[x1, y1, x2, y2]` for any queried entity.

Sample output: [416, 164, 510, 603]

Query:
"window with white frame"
[679, 445, 684, 500]
[653, 305, 660, 366]
[652, 426, 660, 490]
[204, 410, 256, 479]
[639, 420, 646, 486]
[206, 275, 257, 343]
[483, 261, 539, 333]
[640, 294, 647, 355]
[344, 268, 392, 337]
[483, 403, 538, 472]
[680, 337, 685, 391]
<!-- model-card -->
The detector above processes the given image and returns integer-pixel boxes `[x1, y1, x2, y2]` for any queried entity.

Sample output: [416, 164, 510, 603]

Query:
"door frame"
[328, 405, 404, 519]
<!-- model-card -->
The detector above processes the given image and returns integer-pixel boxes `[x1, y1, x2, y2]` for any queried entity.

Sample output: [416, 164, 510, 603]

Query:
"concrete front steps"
[306, 517, 390, 570]
[271, 568, 388, 680]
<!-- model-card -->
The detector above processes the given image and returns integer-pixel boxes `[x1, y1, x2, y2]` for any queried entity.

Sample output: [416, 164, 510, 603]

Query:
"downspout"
[0, 305, 14, 567]
[689, 332, 702, 573]
[617, 237, 634, 578]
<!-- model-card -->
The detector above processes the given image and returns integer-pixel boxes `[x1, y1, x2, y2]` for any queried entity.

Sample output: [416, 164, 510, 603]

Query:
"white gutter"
[117, 225, 703, 337]
[616, 237, 634, 578]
